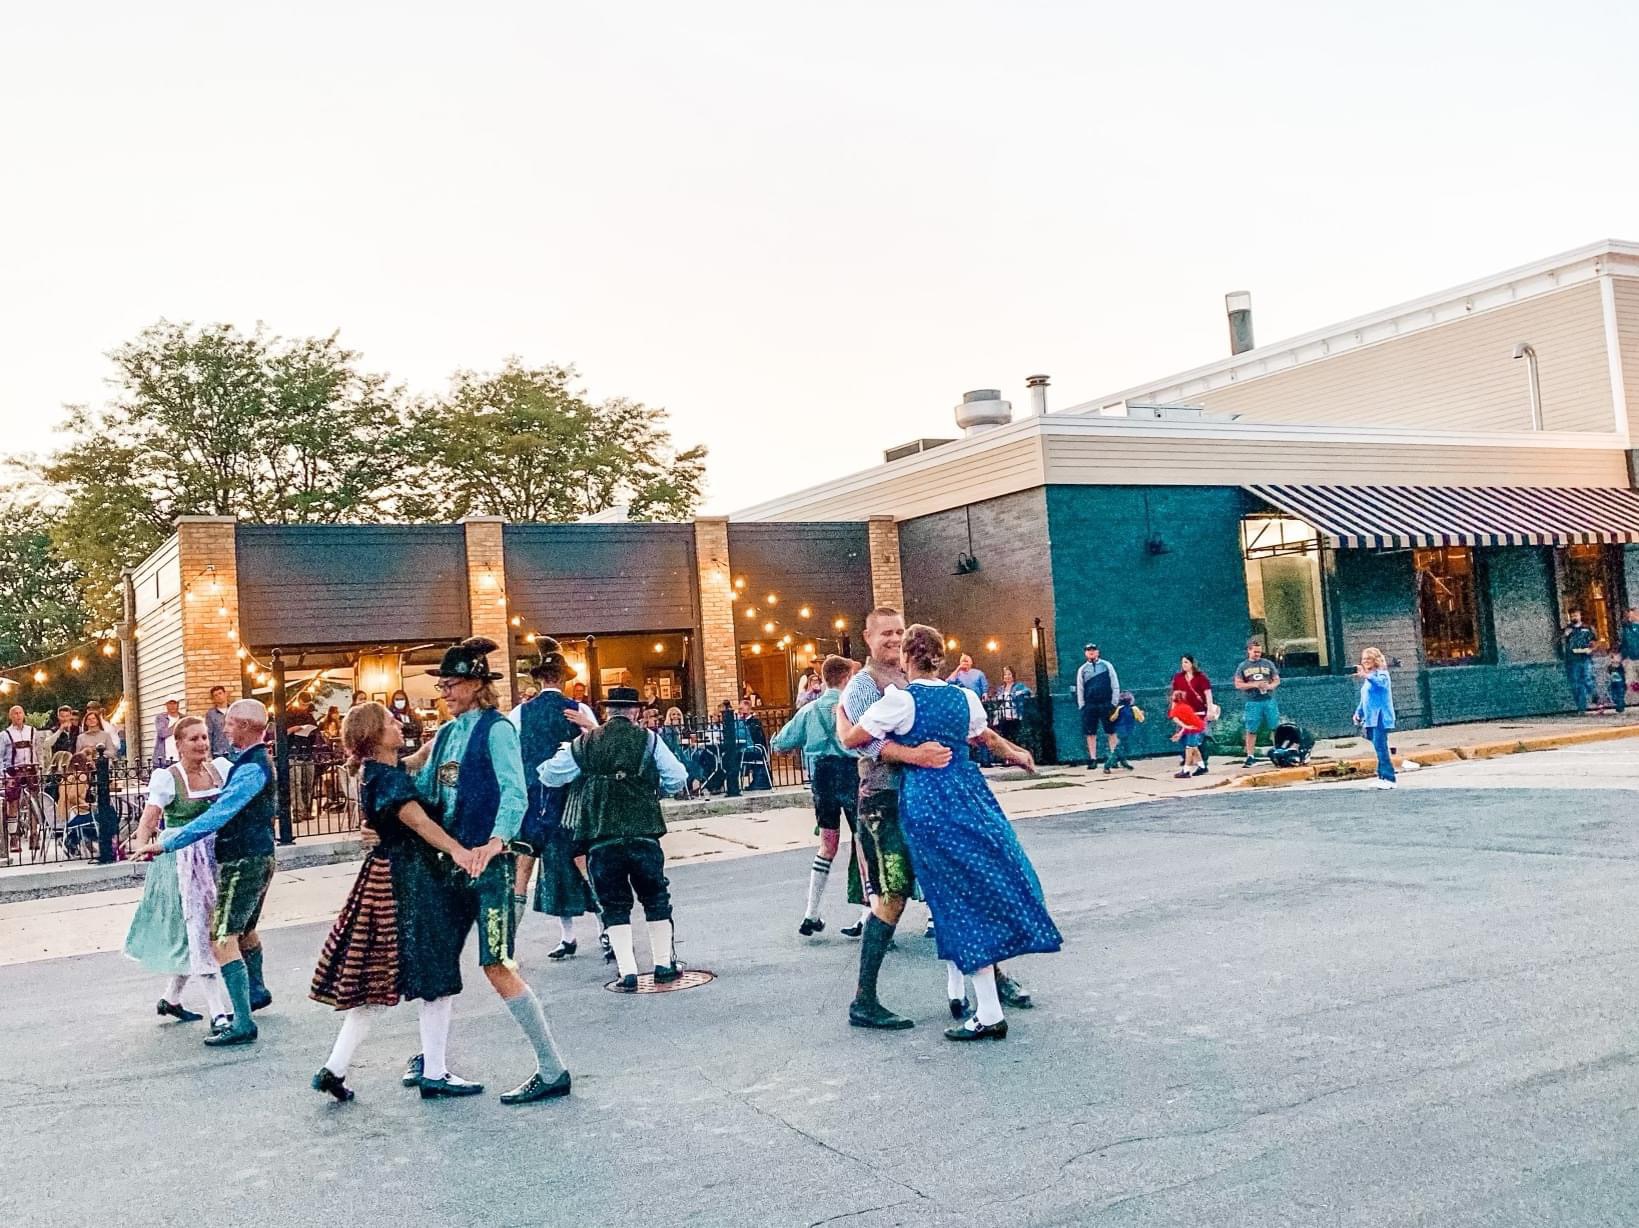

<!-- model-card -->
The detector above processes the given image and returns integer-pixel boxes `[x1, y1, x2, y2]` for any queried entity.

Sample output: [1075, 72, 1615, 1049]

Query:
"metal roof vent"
[955, 389, 1012, 437]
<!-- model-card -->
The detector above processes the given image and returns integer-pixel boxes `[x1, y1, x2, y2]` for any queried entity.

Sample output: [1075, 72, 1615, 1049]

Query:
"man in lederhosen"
[508, 637, 603, 961]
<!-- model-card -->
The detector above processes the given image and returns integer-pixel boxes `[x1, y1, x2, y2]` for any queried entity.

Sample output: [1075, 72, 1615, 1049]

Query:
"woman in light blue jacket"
[1352, 646, 1396, 789]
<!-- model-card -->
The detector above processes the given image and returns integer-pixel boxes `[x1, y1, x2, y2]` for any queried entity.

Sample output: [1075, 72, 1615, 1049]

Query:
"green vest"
[568, 718, 665, 844]
[160, 765, 218, 830]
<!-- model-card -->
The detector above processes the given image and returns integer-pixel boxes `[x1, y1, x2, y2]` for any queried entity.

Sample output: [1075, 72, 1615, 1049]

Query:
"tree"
[401, 360, 707, 523]
[43, 321, 410, 618]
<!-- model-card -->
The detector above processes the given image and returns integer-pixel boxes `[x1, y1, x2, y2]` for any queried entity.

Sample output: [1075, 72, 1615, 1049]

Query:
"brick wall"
[693, 518, 739, 711]
[175, 517, 242, 718]
[867, 516, 904, 614]
[461, 517, 516, 710]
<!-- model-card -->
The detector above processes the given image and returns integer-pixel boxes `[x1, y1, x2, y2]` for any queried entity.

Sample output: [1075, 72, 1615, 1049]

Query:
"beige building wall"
[131, 535, 184, 763]
[1611, 277, 1639, 437]
[1179, 282, 1616, 434]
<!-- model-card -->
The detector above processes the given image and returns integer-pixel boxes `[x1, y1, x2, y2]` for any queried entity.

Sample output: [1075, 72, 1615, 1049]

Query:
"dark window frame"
[1551, 543, 1626, 654]
[1413, 544, 1494, 667]
[1240, 514, 1336, 676]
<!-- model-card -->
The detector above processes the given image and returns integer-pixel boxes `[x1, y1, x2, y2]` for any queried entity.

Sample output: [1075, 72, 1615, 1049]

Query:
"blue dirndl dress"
[890, 682, 1062, 974]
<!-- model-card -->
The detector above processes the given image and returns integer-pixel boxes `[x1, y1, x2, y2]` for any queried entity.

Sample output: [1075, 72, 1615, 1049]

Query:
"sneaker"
[1243, 755, 1257, 768]
[798, 917, 825, 937]
[1374, 779, 1397, 790]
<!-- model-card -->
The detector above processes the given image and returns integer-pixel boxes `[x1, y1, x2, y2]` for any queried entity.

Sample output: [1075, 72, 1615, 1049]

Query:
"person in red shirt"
[1169, 655, 1214, 769]
[1167, 690, 1207, 779]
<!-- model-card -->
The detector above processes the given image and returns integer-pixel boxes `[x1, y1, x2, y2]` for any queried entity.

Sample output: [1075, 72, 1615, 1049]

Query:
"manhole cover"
[603, 968, 717, 994]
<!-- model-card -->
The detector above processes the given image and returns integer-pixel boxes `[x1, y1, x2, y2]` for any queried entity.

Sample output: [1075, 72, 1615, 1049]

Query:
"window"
[1415, 546, 1484, 665]
[1242, 516, 1329, 669]
[1555, 543, 1625, 650]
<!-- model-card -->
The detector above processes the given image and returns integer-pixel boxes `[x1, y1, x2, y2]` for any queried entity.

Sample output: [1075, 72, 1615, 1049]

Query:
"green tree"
[401, 360, 707, 523]
[43, 321, 409, 618]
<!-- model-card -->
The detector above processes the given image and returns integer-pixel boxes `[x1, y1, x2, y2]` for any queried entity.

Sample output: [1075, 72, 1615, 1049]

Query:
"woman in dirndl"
[308, 703, 481, 1102]
[845, 623, 1061, 1043]
[122, 716, 233, 1028]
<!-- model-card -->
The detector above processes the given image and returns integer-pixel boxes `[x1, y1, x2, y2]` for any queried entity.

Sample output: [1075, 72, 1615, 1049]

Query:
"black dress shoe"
[402, 1054, 425, 1086]
[839, 920, 865, 938]
[848, 1000, 914, 1030]
[615, 974, 639, 992]
[546, 940, 578, 960]
[948, 997, 970, 1020]
[653, 963, 682, 984]
[419, 1073, 484, 1099]
[203, 1022, 258, 1047]
[944, 1018, 1008, 1041]
[996, 973, 1034, 1009]
[156, 999, 203, 1023]
[312, 1067, 354, 1102]
[500, 1069, 571, 1105]
[249, 988, 273, 1012]
[798, 917, 825, 936]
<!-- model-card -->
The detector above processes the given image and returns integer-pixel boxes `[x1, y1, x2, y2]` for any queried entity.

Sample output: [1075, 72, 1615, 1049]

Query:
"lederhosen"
[565, 720, 671, 929]
[516, 692, 597, 918]
[435, 707, 519, 968]
[211, 744, 278, 942]
[851, 662, 916, 904]
[3, 726, 37, 806]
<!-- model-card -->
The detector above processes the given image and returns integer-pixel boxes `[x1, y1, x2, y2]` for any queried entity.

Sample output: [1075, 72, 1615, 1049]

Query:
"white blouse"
[857, 679, 989, 741]
[146, 758, 232, 809]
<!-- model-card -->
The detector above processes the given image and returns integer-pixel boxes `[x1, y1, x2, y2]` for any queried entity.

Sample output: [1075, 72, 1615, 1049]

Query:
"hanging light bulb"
[217, 602, 228, 618]
[946, 637, 959, 650]
[799, 606, 812, 619]
[525, 633, 538, 644]
[833, 617, 847, 631]
[765, 593, 778, 606]
[733, 577, 746, 590]
[763, 621, 775, 634]
[235, 647, 247, 660]
[803, 643, 815, 655]
[653, 642, 665, 653]
[32, 669, 47, 684]
[743, 607, 757, 619]
[751, 643, 763, 655]
[985, 639, 1000, 652]
[510, 615, 522, 627]
[227, 626, 238, 641]
[70, 656, 85, 671]
[100, 642, 116, 656]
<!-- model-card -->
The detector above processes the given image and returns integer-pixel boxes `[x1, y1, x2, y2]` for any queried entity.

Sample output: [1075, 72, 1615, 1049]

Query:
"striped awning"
[1245, 484, 1639, 549]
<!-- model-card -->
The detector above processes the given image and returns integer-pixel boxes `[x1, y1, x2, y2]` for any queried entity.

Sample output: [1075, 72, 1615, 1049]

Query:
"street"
[5, 744, 1639, 1227]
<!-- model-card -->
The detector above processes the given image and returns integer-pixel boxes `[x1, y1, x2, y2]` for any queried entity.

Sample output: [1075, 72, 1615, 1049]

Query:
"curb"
[1230, 723, 1639, 789]
[0, 836, 364, 904]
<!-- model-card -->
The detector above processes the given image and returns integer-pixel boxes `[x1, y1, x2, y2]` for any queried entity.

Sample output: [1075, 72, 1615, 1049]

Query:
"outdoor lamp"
[986, 639, 999, 652]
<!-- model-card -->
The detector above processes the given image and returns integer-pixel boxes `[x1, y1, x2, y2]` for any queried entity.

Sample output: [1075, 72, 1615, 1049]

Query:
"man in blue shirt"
[772, 654, 860, 937]
[1563, 610, 1598, 713]
[946, 654, 989, 700]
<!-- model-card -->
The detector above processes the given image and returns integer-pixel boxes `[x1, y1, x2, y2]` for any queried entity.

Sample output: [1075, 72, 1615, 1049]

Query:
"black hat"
[427, 637, 504, 682]
[1084, 642, 1098, 651]
[600, 685, 642, 710]
[527, 636, 568, 680]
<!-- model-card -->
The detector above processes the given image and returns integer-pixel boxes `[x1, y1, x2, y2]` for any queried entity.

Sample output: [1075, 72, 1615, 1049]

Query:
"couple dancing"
[837, 608, 1061, 1041]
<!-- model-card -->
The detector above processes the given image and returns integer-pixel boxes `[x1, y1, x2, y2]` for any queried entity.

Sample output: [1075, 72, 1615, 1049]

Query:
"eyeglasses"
[434, 680, 469, 694]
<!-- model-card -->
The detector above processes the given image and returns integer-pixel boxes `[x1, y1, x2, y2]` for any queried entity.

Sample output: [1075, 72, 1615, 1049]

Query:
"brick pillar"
[176, 517, 242, 719]
[867, 515, 904, 612]
[461, 516, 517, 710]
[694, 517, 739, 712]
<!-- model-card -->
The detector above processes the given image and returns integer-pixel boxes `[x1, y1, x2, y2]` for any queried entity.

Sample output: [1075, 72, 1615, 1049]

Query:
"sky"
[3, 1, 1637, 513]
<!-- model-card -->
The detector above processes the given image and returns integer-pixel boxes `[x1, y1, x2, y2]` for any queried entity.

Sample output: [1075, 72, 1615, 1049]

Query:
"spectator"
[571, 682, 590, 706]
[1167, 689, 1207, 778]
[1352, 646, 1397, 789]
[48, 706, 81, 758]
[1074, 643, 1121, 771]
[1171, 655, 1216, 768]
[283, 692, 320, 823]
[388, 689, 424, 752]
[154, 698, 183, 765]
[1563, 609, 1597, 714]
[1621, 607, 1639, 710]
[75, 708, 120, 760]
[737, 698, 771, 791]
[946, 653, 989, 700]
[2, 705, 43, 851]
[741, 684, 762, 708]
[1234, 639, 1281, 766]
[205, 685, 233, 758]
[795, 669, 822, 707]
[1608, 656, 1627, 715]
[319, 705, 343, 741]
[989, 666, 1032, 746]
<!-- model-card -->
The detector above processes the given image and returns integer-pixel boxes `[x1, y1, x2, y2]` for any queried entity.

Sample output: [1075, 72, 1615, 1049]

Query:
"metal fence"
[1, 751, 145, 868]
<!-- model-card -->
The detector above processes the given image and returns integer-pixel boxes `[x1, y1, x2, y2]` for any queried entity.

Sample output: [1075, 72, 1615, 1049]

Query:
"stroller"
[1266, 720, 1314, 768]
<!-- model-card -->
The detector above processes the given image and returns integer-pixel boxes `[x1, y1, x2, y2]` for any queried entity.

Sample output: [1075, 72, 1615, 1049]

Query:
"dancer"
[540, 686, 689, 991]
[131, 699, 278, 1047]
[845, 623, 1061, 1041]
[122, 716, 232, 1028]
[309, 703, 482, 1101]
[407, 636, 571, 1105]
[770, 654, 862, 937]
[508, 638, 602, 960]
[833, 607, 956, 1030]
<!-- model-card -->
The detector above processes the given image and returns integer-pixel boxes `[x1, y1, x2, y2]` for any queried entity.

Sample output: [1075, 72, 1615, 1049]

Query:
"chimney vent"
[1225, 291, 1254, 355]
[954, 389, 1013, 437]
[1025, 374, 1049, 417]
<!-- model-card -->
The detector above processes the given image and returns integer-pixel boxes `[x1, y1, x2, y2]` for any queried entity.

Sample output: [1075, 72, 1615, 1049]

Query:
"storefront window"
[1555, 543, 1625, 649]
[1242, 516, 1329, 669]
[1415, 546, 1484, 664]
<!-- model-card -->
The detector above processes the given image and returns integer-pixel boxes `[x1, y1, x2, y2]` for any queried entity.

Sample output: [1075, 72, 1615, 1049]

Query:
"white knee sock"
[648, 918, 675, 969]
[607, 924, 638, 977]
[324, 1005, 381, 1077]
[199, 973, 231, 1023]
[946, 961, 966, 1002]
[558, 915, 577, 943]
[418, 995, 454, 1080]
[972, 965, 1003, 1026]
[163, 975, 187, 1006]
[805, 855, 832, 921]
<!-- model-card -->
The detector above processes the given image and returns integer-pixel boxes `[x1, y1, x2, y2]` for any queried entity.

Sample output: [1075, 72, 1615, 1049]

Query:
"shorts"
[587, 837, 670, 928]
[1243, 698, 1281, 735]
[855, 789, 915, 903]
[449, 851, 518, 968]
[212, 854, 275, 941]
[1180, 732, 1204, 748]
[1080, 704, 1116, 736]
[810, 756, 858, 832]
[3, 765, 37, 806]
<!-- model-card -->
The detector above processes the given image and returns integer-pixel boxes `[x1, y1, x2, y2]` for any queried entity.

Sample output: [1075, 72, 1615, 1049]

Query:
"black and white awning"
[1245, 484, 1639, 549]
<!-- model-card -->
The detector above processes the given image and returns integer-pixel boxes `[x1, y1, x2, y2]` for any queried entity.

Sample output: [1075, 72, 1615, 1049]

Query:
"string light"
[525, 633, 538, 644]
[743, 608, 757, 620]
[833, 617, 847, 631]
[765, 593, 778, 606]
[653, 642, 666, 653]
[799, 606, 811, 619]
[32, 670, 47, 685]
[803, 643, 815, 654]
[733, 577, 746, 590]
[985, 639, 1000, 652]
[946, 638, 959, 650]
[235, 647, 247, 660]
[69, 656, 84, 671]
[100, 642, 116, 656]
[750, 644, 763, 655]
[510, 615, 522, 627]
[763, 621, 775, 633]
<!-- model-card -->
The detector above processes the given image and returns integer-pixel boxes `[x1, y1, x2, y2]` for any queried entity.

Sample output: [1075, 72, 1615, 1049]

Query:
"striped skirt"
[309, 851, 401, 1009]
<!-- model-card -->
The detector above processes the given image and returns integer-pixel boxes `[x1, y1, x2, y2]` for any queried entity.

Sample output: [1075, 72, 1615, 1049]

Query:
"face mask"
[393, 699, 407, 709]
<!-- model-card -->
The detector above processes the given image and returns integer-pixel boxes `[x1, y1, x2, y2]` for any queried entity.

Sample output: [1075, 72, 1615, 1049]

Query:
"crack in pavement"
[806, 1199, 918, 1227]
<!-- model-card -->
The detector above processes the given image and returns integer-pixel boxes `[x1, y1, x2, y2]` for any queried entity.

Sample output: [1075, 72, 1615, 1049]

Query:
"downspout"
[1512, 342, 1544, 431]
[119, 569, 142, 764]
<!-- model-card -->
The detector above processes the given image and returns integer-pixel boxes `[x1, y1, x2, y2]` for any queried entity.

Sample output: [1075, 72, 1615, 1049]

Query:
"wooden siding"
[726, 523, 873, 641]
[237, 525, 469, 647]
[1042, 433, 1630, 489]
[132, 536, 184, 762]
[505, 523, 697, 635]
[1183, 282, 1615, 434]
[1613, 277, 1639, 437]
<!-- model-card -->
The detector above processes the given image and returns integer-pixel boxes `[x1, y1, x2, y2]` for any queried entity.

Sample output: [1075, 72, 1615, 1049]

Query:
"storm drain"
[604, 969, 717, 994]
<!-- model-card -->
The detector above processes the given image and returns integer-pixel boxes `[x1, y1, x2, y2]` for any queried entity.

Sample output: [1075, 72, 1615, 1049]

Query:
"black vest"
[216, 743, 276, 862]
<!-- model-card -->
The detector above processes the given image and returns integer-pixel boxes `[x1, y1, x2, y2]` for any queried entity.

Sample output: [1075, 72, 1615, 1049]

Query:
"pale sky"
[3, 2, 1637, 513]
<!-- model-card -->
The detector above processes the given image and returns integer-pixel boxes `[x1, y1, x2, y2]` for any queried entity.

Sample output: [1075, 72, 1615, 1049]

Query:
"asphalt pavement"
[6, 770, 1639, 1227]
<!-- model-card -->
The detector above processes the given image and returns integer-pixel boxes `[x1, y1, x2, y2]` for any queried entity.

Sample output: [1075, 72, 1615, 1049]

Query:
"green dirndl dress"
[122, 773, 218, 975]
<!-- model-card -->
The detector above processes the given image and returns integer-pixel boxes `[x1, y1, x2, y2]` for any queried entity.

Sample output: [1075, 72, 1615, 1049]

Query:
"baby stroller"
[1267, 720, 1314, 768]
